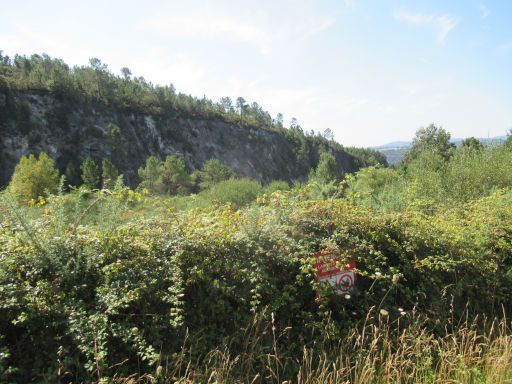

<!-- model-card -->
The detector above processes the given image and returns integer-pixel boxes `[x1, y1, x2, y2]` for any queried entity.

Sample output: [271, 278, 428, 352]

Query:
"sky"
[1, 0, 512, 147]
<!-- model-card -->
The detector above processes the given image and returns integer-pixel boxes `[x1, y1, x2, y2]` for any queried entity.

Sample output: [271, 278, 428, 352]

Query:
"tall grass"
[110, 309, 512, 384]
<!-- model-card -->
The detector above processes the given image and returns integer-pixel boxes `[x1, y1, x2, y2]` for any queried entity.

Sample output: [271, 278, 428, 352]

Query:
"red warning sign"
[314, 252, 356, 294]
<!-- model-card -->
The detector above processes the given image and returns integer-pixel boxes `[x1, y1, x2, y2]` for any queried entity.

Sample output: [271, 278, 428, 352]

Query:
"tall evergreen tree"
[138, 156, 163, 194]
[312, 152, 339, 184]
[160, 155, 191, 195]
[102, 159, 119, 189]
[80, 156, 100, 189]
[198, 158, 235, 190]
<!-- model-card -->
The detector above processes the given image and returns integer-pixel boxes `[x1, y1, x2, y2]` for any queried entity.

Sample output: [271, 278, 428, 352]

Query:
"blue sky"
[1, 0, 511, 146]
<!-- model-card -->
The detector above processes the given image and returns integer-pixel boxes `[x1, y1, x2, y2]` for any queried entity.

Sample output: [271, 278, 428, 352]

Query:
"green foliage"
[106, 122, 124, 158]
[8, 152, 59, 201]
[206, 178, 262, 206]
[403, 150, 446, 211]
[161, 155, 191, 195]
[346, 166, 405, 211]
[345, 146, 389, 167]
[311, 152, 339, 184]
[348, 137, 512, 212]
[138, 156, 163, 194]
[403, 124, 455, 164]
[101, 159, 119, 189]
[461, 136, 484, 150]
[265, 180, 290, 194]
[506, 129, 512, 149]
[168, 178, 264, 211]
[444, 145, 512, 202]
[137, 155, 191, 195]
[196, 158, 235, 190]
[80, 156, 100, 189]
[2, 185, 512, 381]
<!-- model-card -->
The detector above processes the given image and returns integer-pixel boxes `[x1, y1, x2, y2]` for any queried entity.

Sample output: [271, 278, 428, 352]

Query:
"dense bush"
[1, 184, 512, 381]
[8, 152, 60, 201]
[347, 144, 512, 212]
[166, 178, 264, 211]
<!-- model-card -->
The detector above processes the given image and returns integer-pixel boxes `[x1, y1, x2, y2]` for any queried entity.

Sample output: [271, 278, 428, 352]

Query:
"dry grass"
[111, 309, 512, 384]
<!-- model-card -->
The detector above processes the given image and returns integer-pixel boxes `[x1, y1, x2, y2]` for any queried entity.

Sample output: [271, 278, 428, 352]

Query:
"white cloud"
[394, 9, 457, 43]
[435, 15, 457, 43]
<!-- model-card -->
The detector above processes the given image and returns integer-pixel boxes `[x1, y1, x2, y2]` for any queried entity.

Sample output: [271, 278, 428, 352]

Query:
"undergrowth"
[1, 186, 512, 382]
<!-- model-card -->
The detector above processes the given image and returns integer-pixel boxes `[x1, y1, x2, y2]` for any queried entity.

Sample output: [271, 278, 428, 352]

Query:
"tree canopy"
[9, 152, 60, 201]
[196, 158, 235, 190]
[80, 156, 100, 189]
[403, 124, 455, 164]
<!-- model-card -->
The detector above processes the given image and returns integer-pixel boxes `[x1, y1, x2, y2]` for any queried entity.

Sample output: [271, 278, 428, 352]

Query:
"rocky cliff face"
[0, 90, 359, 187]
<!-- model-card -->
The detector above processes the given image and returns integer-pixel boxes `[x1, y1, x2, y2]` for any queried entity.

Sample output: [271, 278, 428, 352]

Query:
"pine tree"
[313, 152, 339, 184]
[138, 156, 163, 194]
[101, 159, 119, 189]
[80, 156, 100, 189]
[198, 158, 235, 189]
[160, 155, 191, 195]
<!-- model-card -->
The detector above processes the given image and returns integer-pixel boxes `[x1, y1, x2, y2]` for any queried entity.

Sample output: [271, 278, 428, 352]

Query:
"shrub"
[205, 178, 262, 207]
[265, 180, 290, 194]
[2, 188, 512, 381]
[346, 166, 405, 211]
[8, 152, 60, 201]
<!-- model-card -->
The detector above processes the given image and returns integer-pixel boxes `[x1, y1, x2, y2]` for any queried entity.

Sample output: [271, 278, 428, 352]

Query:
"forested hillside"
[0, 53, 385, 188]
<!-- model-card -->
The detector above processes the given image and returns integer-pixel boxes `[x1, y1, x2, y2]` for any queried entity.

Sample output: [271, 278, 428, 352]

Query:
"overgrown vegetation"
[2, 123, 512, 381]
[347, 125, 512, 212]
[2, 52, 512, 382]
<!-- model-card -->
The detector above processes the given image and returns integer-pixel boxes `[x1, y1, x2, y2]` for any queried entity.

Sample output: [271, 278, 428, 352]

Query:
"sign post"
[314, 252, 356, 295]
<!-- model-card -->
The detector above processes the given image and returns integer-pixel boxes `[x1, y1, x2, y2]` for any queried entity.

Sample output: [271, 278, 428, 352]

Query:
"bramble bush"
[1, 184, 512, 381]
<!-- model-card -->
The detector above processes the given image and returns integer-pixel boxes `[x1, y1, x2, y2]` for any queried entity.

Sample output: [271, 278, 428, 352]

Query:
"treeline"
[0, 52, 387, 186]
[347, 124, 512, 211]
[8, 148, 348, 207]
[0, 52, 382, 155]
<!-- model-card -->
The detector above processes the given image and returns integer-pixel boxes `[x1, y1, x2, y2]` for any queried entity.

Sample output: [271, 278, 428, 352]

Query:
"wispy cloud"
[0, 24, 95, 66]
[497, 42, 512, 54]
[344, 0, 357, 10]
[139, 5, 334, 55]
[393, 8, 457, 43]
[140, 15, 265, 45]
[479, 3, 490, 19]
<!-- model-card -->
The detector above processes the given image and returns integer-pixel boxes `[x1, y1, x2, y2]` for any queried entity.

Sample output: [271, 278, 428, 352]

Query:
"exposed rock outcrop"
[0, 90, 359, 187]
